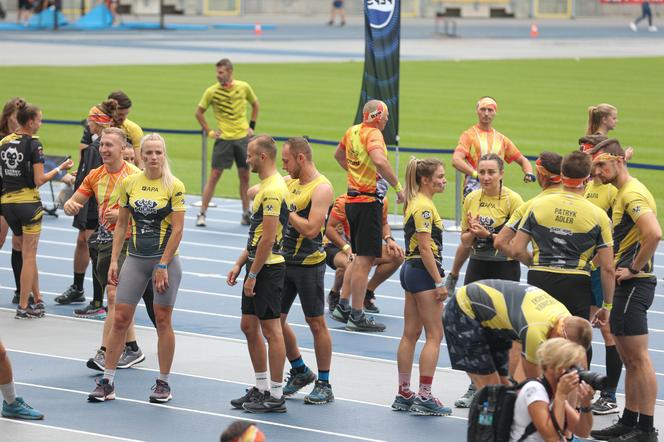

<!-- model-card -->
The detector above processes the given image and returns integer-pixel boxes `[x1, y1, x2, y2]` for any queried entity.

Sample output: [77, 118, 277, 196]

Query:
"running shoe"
[591, 420, 636, 440]
[75, 302, 107, 320]
[283, 368, 316, 396]
[649, 26, 658, 32]
[88, 378, 115, 402]
[454, 383, 477, 408]
[117, 346, 145, 369]
[241, 210, 251, 226]
[607, 428, 658, 442]
[14, 306, 41, 320]
[1, 397, 44, 420]
[149, 379, 172, 403]
[86, 349, 105, 371]
[242, 392, 287, 413]
[629, 22, 637, 32]
[54, 285, 86, 305]
[391, 393, 415, 411]
[410, 395, 453, 416]
[230, 387, 262, 409]
[592, 395, 619, 415]
[331, 304, 350, 324]
[304, 380, 334, 405]
[346, 314, 386, 332]
[363, 290, 380, 314]
[445, 273, 459, 294]
[195, 213, 206, 227]
[32, 301, 45, 317]
[327, 290, 340, 312]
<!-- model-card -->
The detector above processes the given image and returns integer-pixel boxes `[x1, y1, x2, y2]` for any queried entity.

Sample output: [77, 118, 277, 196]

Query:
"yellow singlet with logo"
[455, 279, 570, 363]
[248, 173, 290, 265]
[518, 191, 613, 276]
[584, 179, 617, 216]
[506, 187, 562, 232]
[403, 193, 443, 262]
[281, 174, 332, 266]
[612, 178, 657, 276]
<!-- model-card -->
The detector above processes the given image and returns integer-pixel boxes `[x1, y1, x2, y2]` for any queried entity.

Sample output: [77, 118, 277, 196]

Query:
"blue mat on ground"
[73, 3, 112, 30]
[213, 23, 277, 30]
[27, 6, 68, 29]
[118, 22, 209, 30]
[0, 23, 26, 30]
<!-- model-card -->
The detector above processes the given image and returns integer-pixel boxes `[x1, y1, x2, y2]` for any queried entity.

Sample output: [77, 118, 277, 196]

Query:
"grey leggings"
[116, 255, 182, 307]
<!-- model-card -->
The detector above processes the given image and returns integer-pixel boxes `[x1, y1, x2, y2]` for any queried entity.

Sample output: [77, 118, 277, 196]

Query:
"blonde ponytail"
[140, 133, 175, 192]
[403, 157, 444, 212]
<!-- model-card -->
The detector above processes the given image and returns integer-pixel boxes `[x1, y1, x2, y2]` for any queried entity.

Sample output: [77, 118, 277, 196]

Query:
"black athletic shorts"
[346, 200, 383, 258]
[610, 275, 656, 337]
[281, 263, 325, 317]
[241, 262, 285, 320]
[212, 137, 248, 170]
[463, 258, 521, 285]
[324, 244, 341, 270]
[2, 202, 43, 236]
[527, 270, 591, 319]
[443, 295, 511, 376]
[72, 200, 99, 231]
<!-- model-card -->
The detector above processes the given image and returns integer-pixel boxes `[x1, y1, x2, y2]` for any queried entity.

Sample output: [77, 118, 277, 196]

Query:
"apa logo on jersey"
[134, 199, 158, 216]
[367, 0, 396, 29]
[1, 147, 23, 170]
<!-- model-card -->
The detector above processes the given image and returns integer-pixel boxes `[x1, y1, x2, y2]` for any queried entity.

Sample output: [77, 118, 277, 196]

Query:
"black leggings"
[464, 259, 521, 285]
[141, 283, 157, 328]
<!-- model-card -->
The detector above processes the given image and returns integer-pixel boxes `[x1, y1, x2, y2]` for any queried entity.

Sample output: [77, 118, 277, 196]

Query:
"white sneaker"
[195, 213, 206, 227]
[629, 22, 637, 32]
[648, 25, 658, 32]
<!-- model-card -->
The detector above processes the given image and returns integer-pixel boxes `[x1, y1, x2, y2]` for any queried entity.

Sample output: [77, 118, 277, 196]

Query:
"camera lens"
[577, 369, 608, 391]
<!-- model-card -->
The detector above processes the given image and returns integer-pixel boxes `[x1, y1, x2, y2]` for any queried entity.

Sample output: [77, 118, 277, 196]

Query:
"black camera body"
[567, 365, 608, 391]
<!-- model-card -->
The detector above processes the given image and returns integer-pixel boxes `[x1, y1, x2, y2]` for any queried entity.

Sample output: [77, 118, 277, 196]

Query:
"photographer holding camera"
[510, 338, 595, 442]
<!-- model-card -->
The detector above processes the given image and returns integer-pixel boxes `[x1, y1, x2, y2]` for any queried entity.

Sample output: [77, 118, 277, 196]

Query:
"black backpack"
[467, 379, 549, 442]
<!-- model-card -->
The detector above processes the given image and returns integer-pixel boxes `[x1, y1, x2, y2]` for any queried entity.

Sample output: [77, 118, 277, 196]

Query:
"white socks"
[0, 382, 17, 404]
[255, 371, 269, 392]
[270, 381, 283, 400]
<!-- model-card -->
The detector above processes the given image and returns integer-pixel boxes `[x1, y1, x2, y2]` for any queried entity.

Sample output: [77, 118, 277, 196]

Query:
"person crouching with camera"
[510, 338, 594, 442]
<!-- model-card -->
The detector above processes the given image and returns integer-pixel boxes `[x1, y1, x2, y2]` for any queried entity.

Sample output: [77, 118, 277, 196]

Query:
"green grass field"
[2, 57, 663, 223]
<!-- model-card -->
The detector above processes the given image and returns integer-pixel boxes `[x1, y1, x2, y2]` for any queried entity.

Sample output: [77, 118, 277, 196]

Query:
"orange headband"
[236, 426, 265, 442]
[363, 102, 387, 124]
[535, 158, 561, 184]
[561, 174, 589, 189]
[580, 143, 594, 153]
[88, 105, 113, 126]
[592, 152, 623, 163]
[476, 97, 497, 112]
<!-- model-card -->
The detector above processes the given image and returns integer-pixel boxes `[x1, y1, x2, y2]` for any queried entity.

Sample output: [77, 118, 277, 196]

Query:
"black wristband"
[628, 266, 640, 275]
[249, 120, 256, 130]
[577, 405, 592, 413]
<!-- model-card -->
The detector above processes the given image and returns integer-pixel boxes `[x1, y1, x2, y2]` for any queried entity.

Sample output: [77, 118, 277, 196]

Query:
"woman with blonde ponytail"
[88, 133, 186, 404]
[586, 104, 617, 136]
[392, 157, 452, 416]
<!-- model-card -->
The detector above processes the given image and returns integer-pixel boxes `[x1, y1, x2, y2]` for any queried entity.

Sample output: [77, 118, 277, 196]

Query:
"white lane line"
[0, 418, 145, 441]
[12, 381, 388, 441]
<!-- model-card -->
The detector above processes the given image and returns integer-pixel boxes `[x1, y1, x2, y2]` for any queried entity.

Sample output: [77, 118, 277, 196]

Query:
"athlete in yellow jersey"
[196, 58, 260, 227]
[590, 139, 661, 440]
[512, 151, 614, 324]
[394, 157, 452, 416]
[1, 102, 73, 319]
[444, 279, 592, 390]
[334, 99, 404, 332]
[495, 151, 563, 257]
[227, 136, 290, 413]
[458, 154, 524, 283]
[273, 137, 336, 404]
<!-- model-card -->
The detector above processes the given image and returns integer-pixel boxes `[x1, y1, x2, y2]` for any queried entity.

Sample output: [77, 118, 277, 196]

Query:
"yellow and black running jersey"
[461, 186, 523, 261]
[505, 187, 562, 232]
[0, 133, 44, 204]
[248, 173, 290, 265]
[612, 178, 657, 276]
[455, 279, 570, 363]
[118, 174, 186, 258]
[403, 193, 443, 262]
[122, 118, 144, 151]
[198, 81, 257, 141]
[519, 191, 613, 276]
[584, 179, 617, 215]
[282, 174, 332, 266]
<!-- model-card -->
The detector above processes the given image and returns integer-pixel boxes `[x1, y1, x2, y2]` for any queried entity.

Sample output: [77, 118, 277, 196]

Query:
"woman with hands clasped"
[392, 157, 452, 416]
[510, 338, 595, 442]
